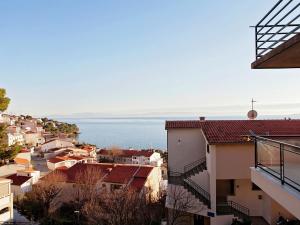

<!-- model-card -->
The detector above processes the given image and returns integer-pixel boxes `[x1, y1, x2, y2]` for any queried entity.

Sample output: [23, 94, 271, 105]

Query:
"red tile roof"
[6, 174, 31, 186]
[48, 157, 65, 163]
[104, 165, 138, 184]
[202, 120, 300, 144]
[49, 163, 154, 186]
[165, 120, 204, 129]
[130, 177, 147, 191]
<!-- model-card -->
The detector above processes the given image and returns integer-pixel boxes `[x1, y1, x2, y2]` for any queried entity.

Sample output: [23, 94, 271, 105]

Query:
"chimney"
[199, 117, 206, 121]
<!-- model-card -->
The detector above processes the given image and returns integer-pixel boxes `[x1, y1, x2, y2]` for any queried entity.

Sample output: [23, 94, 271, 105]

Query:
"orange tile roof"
[14, 158, 29, 165]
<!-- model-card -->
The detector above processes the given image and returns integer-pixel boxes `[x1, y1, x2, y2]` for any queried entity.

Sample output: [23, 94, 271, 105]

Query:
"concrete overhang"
[251, 33, 300, 69]
[251, 167, 300, 219]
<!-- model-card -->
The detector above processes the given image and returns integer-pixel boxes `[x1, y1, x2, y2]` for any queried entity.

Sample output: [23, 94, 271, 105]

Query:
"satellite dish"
[247, 110, 258, 120]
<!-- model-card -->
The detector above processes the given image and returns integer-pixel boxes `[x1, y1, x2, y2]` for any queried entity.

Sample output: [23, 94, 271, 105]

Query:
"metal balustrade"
[254, 0, 300, 59]
[183, 178, 211, 208]
[254, 135, 300, 192]
[216, 201, 250, 220]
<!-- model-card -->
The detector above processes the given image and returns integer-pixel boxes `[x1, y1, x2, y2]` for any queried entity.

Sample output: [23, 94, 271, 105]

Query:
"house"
[23, 131, 45, 147]
[6, 174, 32, 196]
[97, 149, 163, 166]
[7, 132, 24, 146]
[41, 139, 74, 152]
[46, 154, 91, 170]
[47, 163, 162, 200]
[72, 145, 97, 158]
[0, 178, 14, 222]
[166, 119, 300, 225]
[5, 165, 40, 197]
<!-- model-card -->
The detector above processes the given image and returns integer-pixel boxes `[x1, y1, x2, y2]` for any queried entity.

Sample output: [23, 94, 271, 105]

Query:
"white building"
[97, 149, 163, 166]
[0, 178, 13, 223]
[166, 119, 300, 225]
[41, 139, 74, 152]
[7, 133, 24, 147]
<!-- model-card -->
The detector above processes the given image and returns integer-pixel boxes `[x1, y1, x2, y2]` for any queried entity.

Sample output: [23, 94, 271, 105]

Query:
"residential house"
[5, 166, 40, 197]
[0, 178, 13, 223]
[41, 139, 74, 152]
[46, 154, 91, 170]
[7, 132, 24, 147]
[48, 163, 162, 201]
[23, 131, 45, 147]
[6, 174, 32, 196]
[166, 119, 300, 225]
[97, 149, 163, 166]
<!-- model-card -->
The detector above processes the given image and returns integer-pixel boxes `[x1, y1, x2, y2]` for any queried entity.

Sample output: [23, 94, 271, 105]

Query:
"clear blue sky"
[1, 0, 300, 117]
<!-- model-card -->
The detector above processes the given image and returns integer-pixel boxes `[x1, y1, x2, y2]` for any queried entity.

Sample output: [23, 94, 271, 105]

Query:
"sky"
[1, 0, 300, 118]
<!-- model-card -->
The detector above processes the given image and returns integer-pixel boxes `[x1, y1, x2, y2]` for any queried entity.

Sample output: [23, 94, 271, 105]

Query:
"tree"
[167, 185, 205, 225]
[17, 172, 66, 223]
[0, 88, 10, 112]
[0, 88, 10, 160]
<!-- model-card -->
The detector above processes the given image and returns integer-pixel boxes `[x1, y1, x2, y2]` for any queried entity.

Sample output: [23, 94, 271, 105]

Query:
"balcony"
[251, 135, 300, 219]
[251, 0, 300, 69]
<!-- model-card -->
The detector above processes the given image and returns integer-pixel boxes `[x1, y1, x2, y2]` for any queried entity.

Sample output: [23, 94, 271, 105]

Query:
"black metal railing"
[254, 135, 300, 192]
[254, 0, 300, 59]
[183, 157, 206, 175]
[168, 171, 183, 185]
[217, 201, 250, 220]
[183, 178, 211, 208]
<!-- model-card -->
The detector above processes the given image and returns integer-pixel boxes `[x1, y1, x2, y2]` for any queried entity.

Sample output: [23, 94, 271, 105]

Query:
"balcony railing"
[254, 135, 300, 192]
[254, 0, 300, 59]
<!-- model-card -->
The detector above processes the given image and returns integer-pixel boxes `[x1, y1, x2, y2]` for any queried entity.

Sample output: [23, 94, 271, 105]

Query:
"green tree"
[0, 88, 10, 112]
[0, 88, 10, 160]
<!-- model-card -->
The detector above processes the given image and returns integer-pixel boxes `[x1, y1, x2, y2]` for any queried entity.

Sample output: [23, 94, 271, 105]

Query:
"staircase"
[217, 201, 250, 221]
[168, 158, 210, 209]
[183, 157, 206, 178]
[183, 178, 211, 208]
[168, 158, 251, 221]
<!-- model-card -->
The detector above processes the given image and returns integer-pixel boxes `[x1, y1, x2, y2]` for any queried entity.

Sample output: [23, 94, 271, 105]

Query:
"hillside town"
[0, 112, 167, 224]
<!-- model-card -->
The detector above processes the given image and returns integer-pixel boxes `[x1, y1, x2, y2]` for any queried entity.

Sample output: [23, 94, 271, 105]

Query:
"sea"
[57, 114, 291, 150]
[58, 118, 169, 150]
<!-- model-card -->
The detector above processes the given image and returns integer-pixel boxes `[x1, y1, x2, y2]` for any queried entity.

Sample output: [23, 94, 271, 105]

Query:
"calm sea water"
[58, 118, 167, 150]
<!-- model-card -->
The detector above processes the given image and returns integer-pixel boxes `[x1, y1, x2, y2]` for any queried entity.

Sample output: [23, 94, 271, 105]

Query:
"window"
[206, 144, 210, 153]
[230, 180, 235, 195]
[252, 183, 261, 191]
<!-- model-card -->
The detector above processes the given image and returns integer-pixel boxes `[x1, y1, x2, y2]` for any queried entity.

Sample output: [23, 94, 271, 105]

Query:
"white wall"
[251, 167, 300, 220]
[168, 128, 206, 173]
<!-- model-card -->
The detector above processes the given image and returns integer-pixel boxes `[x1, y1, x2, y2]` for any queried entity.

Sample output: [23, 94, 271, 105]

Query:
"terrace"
[251, 0, 300, 69]
[251, 135, 300, 219]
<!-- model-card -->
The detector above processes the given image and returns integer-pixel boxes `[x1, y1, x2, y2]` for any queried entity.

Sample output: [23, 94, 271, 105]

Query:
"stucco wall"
[227, 179, 263, 216]
[168, 128, 206, 173]
[215, 144, 254, 179]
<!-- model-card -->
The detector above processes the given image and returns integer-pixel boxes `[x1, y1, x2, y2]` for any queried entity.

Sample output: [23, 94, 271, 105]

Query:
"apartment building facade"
[249, 1, 300, 224]
[166, 119, 300, 225]
[0, 178, 14, 223]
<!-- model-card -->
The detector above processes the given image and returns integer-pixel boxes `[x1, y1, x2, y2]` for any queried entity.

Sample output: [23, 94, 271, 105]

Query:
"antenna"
[248, 98, 258, 120]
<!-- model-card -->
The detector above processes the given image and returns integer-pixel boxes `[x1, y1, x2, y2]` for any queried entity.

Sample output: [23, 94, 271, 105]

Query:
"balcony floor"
[252, 33, 300, 69]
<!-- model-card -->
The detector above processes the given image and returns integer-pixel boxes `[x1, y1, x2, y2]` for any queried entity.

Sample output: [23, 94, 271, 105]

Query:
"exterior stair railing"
[168, 157, 210, 208]
[168, 158, 250, 220]
[216, 201, 250, 221]
[183, 157, 207, 178]
[183, 178, 211, 208]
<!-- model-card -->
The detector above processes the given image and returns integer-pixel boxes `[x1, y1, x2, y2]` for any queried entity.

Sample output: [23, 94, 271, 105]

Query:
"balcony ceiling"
[252, 33, 300, 69]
